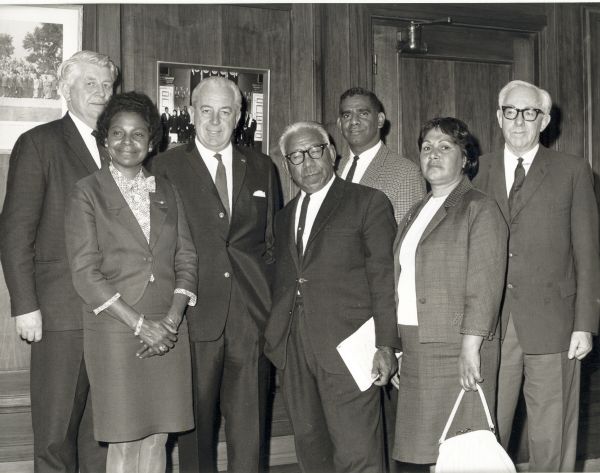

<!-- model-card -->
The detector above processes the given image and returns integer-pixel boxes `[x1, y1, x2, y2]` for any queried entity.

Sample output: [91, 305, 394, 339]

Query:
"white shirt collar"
[68, 111, 101, 169]
[295, 175, 336, 251]
[341, 140, 382, 182]
[300, 174, 336, 201]
[504, 143, 539, 167]
[195, 138, 233, 161]
[195, 138, 233, 210]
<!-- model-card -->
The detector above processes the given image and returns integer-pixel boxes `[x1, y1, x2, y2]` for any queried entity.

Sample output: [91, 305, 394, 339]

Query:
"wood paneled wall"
[2, 3, 600, 467]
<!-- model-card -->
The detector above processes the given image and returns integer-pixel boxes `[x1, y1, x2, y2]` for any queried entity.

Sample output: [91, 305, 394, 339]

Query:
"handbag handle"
[438, 385, 495, 444]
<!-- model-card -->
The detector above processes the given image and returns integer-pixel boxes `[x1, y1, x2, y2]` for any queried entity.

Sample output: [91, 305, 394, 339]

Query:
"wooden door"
[373, 22, 537, 164]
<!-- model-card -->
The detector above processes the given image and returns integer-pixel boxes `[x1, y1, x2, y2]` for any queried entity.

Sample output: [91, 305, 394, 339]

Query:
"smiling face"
[337, 95, 385, 155]
[420, 128, 466, 194]
[284, 128, 335, 194]
[106, 111, 151, 178]
[190, 82, 241, 152]
[497, 85, 550, 156]
[61, 63, 114, 129]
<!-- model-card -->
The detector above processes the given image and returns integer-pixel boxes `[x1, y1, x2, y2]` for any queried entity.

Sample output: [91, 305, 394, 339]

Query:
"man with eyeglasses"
[264, 121, 399, 473]
[474, 80, 599, 472]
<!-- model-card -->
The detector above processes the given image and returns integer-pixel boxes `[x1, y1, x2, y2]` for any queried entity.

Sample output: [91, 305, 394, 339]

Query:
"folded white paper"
[253, 190, 266, 197]
[337, 317, 401, 391]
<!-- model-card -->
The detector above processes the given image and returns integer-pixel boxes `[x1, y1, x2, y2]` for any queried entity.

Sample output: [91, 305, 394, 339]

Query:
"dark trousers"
[30, 330, 107, 473]
[178, 294, 271, 473]
[281, 302, 385, 473]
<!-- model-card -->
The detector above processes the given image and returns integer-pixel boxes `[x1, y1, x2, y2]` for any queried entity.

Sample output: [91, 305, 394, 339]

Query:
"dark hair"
[417, 117, 479, 179]
[96, 91, 162, 150]
[339, 87, 384, 114]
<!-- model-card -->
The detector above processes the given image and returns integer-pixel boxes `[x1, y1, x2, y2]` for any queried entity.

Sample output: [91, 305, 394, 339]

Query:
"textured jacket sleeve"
[460, 198, 508, 337]
[64, 182, 120, 309]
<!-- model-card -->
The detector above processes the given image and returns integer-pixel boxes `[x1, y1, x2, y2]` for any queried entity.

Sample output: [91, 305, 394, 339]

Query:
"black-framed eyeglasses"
[285, 144, 328, 165]
[501, 106, 544, 121]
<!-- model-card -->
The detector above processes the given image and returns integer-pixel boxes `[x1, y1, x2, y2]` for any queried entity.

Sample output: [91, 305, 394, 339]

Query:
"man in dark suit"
[337, 87, 425, 224]
[473, 80, 600, 472]
[0, 50, 117, 473]
[264, 121, 399, 473]
[161, 106, 171, 144]
[151, 76, 280, 473]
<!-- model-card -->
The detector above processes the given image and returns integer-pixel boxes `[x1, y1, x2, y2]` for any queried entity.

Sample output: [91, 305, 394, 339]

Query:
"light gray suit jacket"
[337, 142, 426, 223]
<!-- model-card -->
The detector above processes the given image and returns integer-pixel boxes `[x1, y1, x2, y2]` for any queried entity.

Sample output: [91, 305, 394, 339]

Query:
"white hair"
[57, 50, 118, 87]
[279, 121, 330, 156]
[191, 76, 242, 112]
[498, 80, 552, 114]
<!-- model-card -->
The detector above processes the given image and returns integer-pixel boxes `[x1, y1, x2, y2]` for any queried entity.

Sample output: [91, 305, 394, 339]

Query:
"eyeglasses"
[285, 144, 328, 165]
[501, 106, 544, 121]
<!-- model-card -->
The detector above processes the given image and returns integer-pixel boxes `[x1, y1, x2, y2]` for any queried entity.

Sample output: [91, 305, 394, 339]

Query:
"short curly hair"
[95, 91, 162, 150]
[417, 117, 479, 179]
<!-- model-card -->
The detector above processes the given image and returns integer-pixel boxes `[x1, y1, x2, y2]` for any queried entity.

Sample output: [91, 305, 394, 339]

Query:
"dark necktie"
[296, 194, 311, 259]
[93, 131, 110, 169]
[345, 155, 360, 182]
[214, 153, 230, 221]
[508, 157, 525, 213]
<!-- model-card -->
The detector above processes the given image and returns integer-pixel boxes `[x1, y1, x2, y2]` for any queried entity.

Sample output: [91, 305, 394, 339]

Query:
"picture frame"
[0, 5, 82, 153]
[157, 61, 270, 154]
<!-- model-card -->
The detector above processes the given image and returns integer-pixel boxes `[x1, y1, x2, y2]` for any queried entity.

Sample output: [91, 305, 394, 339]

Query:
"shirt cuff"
[93, 293, 121, 315]
[175, 288, 197, 307]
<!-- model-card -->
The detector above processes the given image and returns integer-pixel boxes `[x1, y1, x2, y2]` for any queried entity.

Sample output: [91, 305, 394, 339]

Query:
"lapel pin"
[241, 158, 246, 163]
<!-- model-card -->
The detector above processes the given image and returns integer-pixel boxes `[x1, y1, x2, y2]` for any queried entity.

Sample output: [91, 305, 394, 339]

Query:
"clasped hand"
[136, 316, 179, 359]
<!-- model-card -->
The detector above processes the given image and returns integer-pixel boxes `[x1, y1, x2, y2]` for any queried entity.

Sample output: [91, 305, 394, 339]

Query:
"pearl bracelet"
[133, 314, 145, 336]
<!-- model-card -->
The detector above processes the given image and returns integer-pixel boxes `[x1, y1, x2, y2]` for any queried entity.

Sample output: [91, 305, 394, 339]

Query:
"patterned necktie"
[508, 157, 525, 213]
[214, 153, 230, 221]
[296, 194, 311, 259]
[345, 155, 360, 182]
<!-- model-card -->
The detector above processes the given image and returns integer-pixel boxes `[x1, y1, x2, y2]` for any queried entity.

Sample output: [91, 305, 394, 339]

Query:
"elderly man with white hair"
[474, 79, 600, 472]
[0, 50, 117, 473]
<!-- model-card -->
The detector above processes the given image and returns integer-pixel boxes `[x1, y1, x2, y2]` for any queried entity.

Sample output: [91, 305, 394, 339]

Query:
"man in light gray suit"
[337, 87, 425, 223]
[474, 79, 600, 472]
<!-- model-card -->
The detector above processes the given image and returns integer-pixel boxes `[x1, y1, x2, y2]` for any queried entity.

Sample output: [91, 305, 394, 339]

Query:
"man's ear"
[540, 113, 551, 133]
[188, 107, 195, 125]
[327, 144, 337, 165]
[336, 116, 342, 132]
[496, 109, 503, 129]
[59, 82, 70, 102]
[377, 112, 385, 129]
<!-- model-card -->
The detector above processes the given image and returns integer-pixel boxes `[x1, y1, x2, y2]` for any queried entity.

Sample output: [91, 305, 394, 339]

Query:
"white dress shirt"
[503, 144, 539, 196]
[294, 175, 336, 254]
[340, 141, 382, 183]
[397, 194, 448, 326]
[69, 112, 102, 169]
[196, 138, 234, 211]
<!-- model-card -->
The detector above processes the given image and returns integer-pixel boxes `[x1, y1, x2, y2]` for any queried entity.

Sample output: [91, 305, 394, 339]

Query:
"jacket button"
[219, 212, 225, 219]
[224, 272, 230, 278]
[507, 283, 514, 289]
[508, 253, 513, 258]
[418, 298, 426, 304]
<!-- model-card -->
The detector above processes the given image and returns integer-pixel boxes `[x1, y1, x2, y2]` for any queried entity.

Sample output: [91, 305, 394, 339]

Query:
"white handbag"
[436, 386, 516, 473]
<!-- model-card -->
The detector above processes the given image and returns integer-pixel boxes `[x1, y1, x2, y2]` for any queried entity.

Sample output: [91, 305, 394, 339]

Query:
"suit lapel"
[62, 114, 98, 174]
[509, 147, 548, 220]
[98, 167, 149, 248]
[488, 150, 510, 222]
[305, 177, 344, 252]
[231, 147, 247, 218]
[360, 143, 387, 188]
[287, 194, 301, 270]
[148, 172, 168, 250]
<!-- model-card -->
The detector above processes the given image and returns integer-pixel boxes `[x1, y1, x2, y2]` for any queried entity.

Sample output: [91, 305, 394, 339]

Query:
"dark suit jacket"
[64, 167, 197, 327]
[150, 142, 280, 341]
[473, 145, 600, 354]
[264, 177, 399, 374]
[337, 143, 426, 223]
[394, 176, 508, 344]
[0, 114, 99, 330]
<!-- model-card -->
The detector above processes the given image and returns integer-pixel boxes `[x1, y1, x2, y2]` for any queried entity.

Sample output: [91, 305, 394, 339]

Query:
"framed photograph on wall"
[0, 5, 82, 152]
[157, 61, 270, 154]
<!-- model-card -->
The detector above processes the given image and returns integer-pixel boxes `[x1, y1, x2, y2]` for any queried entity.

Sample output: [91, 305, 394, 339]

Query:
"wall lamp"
[397, 17, 452, 54]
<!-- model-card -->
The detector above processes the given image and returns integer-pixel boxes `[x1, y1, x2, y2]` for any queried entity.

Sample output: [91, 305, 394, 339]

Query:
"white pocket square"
[253, 190, 266, 198]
